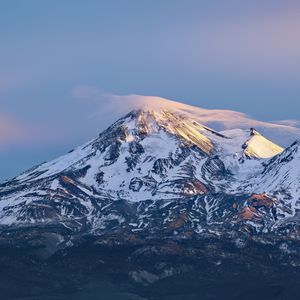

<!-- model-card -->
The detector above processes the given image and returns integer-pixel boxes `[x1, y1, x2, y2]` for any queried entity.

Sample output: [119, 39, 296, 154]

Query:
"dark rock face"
[129, 177, 144, 192]
[202, 156, 230, 179]
[152, 158, 172, 176]
[104, 140, 122, 162]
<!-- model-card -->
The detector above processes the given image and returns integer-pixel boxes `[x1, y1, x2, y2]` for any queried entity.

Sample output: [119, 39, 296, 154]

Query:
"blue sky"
[0, 0, 300, 180]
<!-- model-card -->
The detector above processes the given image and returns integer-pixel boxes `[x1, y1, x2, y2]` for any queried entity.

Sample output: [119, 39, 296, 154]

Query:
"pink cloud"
[0, 114, 32, 150]
[0, 114, 68, 151]
[172, 4, 300, 77]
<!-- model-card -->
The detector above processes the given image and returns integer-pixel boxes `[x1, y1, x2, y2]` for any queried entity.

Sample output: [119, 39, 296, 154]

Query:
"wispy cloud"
[70, 85, 300, 147]
[1, 85, 299, 152]
[273, 120, 300, 127]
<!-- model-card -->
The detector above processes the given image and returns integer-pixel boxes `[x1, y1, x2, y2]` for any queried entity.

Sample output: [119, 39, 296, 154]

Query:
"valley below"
[2, 226, 300, 300]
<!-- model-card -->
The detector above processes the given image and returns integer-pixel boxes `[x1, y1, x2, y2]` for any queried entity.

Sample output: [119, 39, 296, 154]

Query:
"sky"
[0, 0, 300, 181]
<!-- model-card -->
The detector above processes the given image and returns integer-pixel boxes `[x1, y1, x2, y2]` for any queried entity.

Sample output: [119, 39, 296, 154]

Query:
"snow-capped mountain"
[0, 106, 299, 239]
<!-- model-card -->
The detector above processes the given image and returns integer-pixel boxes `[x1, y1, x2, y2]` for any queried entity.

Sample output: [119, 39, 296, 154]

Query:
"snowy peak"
[14, 108, 218, 185]
[131, 109, 216, 154]
[218, 128, 283, 162]
[242, 128, 284, 159]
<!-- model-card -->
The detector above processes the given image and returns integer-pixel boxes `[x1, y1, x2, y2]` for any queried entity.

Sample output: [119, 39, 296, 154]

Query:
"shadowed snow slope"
[245, 140, 300, 197]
